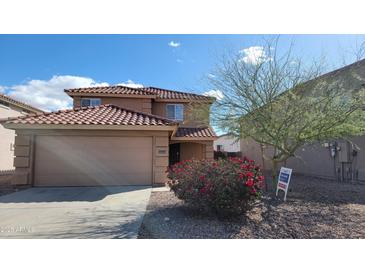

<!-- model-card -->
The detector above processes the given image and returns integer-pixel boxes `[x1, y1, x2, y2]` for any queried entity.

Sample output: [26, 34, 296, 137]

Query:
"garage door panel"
[37, 151, 152, 166]
[34, 136, 153, 186]
[35, 173, 151, 186]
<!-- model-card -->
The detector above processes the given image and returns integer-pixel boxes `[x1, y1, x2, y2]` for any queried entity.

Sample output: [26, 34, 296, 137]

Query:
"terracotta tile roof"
[64, 86, 154, 96]
[1, 104, 177, 127]
[0, 93, 42, 113]
[64, 85, 215, 102]
[141, 87, 214, 102]
[174, 127, 217, 138]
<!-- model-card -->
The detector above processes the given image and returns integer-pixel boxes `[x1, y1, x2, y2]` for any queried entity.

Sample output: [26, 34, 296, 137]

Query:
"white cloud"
[176, 59, 183, 63]
[203, 89, 224, 100]
[3, 75, 109, 112]
[290, 60, 299, 65]
[168, 41, 180, 48]
[117, 79, 144, 88]
[207, 73, 216, 78]
[0, 86, 5, 93]
[239, 46, 271, 65]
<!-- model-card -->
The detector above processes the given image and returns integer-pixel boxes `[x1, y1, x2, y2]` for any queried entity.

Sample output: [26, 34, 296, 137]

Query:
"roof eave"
[0, 97, 42, 114]
[170, 136, 218, 141]
[154, 98, 215, 103]
[2, 123, 177, 131]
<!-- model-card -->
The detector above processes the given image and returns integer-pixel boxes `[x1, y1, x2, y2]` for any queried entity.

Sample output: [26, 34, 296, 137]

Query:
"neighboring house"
[0, 86, 217, 186]
[0, 93, 41, 171]
[240, 59, 365, 181]
[214, 134, 240, 153]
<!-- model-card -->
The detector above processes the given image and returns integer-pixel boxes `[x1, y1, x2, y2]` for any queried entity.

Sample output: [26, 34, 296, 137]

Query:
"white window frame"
[166, 104, 184, 121]
[80, 98, 101, 107]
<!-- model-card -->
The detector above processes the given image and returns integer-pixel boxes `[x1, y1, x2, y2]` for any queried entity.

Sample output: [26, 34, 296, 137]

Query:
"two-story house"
[0, 93, 41, 171]
[0, 86, 217, 187]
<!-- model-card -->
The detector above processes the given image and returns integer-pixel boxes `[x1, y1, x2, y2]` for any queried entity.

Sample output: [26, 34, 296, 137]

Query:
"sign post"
[276, 167, 292, 201]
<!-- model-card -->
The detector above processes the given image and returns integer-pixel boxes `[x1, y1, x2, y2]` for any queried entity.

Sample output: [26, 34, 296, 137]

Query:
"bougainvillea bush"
[167, 157, 264, 215]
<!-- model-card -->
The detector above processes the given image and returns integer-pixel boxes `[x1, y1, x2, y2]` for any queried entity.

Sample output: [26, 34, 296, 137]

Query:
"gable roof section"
[172, 126, 218, 140]
[64, 86, 155, 97]
[65, 85, 215, 102]
[1, 104, 177, 129]
[0, 93, 42, 114]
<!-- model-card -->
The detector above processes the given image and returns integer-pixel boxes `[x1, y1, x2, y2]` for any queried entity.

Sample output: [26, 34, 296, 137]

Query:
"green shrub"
[167, 157, 264, 215]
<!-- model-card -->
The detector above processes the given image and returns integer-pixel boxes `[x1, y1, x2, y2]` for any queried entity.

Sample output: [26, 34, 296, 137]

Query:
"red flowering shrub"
[167, 157, 265, 215]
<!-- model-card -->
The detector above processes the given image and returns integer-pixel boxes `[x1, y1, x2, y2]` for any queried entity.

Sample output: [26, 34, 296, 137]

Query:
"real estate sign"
[276, 167, 292, 201]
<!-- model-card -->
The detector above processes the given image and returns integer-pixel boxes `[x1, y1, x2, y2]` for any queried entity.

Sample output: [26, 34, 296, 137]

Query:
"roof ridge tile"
[0, 93, 42, 113]
[64, 85, 215, 101]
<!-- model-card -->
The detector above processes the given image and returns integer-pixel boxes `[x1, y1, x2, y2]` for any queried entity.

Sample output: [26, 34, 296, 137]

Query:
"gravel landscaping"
[138, 175, 365, 239]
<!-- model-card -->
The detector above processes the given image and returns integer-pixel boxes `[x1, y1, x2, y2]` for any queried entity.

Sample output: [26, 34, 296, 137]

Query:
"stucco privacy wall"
[73, 97, 152, 113]
[11, 129, 169, 186]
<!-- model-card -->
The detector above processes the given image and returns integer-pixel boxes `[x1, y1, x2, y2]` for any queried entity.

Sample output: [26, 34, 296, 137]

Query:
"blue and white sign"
[276, 167, 292, 201]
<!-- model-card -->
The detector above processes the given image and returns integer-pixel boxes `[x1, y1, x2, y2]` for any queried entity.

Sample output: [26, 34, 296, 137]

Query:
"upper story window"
[81, 98, 101, 107]
[166, 104, 184, 121]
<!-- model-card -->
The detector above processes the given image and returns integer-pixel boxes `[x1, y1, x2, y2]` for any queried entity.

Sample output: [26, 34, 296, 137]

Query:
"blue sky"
[0, 34, 364, 111]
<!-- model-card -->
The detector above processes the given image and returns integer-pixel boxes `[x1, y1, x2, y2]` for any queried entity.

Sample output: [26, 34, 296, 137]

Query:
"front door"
[169, 143, 180, 166]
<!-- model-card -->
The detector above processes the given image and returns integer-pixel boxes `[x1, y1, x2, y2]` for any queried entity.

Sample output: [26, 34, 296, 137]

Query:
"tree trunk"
[259, 144, 268, 191]
[271, 160, 278, 188]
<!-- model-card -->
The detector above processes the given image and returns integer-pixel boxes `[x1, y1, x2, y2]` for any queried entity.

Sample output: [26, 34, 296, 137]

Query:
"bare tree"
[352, 40, 365, 61]
[209, 38, 365, 182]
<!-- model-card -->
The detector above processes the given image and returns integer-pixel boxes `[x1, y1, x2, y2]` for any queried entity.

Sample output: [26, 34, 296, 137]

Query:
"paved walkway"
[0, 186, 151, 239]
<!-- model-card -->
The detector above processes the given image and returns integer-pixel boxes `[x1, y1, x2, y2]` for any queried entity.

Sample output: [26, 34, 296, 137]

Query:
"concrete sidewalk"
[0, 186, 151, 239]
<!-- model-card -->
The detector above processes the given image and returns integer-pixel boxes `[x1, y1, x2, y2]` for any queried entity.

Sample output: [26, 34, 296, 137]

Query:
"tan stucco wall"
[73, 97, 152, 113]
[171, 140, 214, 161]
[240, 138, 270, 170]
[180, 143, 205, 161]
[11, 134, 33, 185]
[301, 60, 365, 98]
[0, 104, 29, 171]
[241, 135, 365, 181]
[240, 137, 336, 175]
[11, 129, 169, 186]
[285, 143, 335, 179]
[73, 97, 209, 125]
[286, 136, 365, 181]
[350, 135, 365, 181]
[152, 102, 210, 126]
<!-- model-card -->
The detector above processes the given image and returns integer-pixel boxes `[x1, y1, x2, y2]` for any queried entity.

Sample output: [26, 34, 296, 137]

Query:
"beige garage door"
[34, 136, 153, 186]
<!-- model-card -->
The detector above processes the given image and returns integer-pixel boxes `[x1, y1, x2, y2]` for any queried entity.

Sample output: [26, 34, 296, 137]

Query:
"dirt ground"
[138, 175, 365, 239]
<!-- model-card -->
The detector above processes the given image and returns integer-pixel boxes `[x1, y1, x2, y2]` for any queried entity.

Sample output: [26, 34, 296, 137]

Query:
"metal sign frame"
[276, 167, 292, 201]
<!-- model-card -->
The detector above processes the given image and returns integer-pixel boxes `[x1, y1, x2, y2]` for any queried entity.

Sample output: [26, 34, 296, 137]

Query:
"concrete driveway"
[0, 186, 151, 239]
